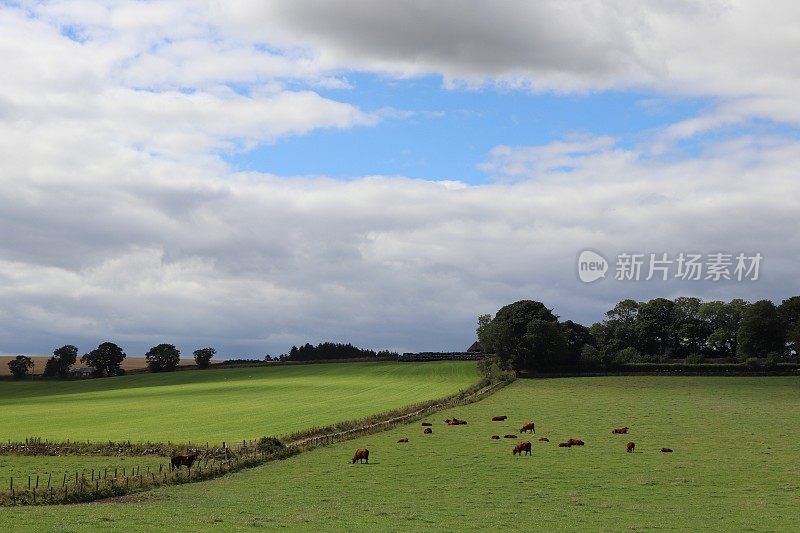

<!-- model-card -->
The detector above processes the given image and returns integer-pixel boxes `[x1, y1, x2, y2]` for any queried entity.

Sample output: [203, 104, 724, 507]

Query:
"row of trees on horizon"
[5, 344, 218, 380]
[477, 296, 800, 372]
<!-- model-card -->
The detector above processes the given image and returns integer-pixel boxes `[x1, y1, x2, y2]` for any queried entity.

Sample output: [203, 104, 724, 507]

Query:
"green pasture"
[1, 376, 797, 531]
[0, 456, 165, 487]
[0, 362, 477, 443]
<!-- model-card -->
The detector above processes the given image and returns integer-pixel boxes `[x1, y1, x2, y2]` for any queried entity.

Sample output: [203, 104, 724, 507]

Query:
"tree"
[146, 344, 181, 372]
[778, 296, 800, 357]
[698, 299, 747, 357]
[600, 299, 640, 355]
[477, 300, 558, 369]
[523, 319, 569, 371]
[671, 297, 708, 357]
[81, 342, 126, 377]
[8, 355, 34, 379]
[736, 300, 787, 359]
[44, 345, 78, 378]
[561, 320, 594, 369]
[636, 298, 676, 356]
[193, 347, 216, 369]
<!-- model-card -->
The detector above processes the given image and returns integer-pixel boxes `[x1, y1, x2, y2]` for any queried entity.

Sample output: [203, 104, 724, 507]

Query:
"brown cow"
[558, 442, 571, 447]
[491, 435, 500, 440]
[491, 415, 508, 421]
[424, 427, 433, 434]
[567, 438, 584, 446]
[504, 434, 517, 439]
[513, 440, 532, 456]
[446, 418, 467, 426]
[661, 447, 673, 453]
[626, 442, 635, 453]
[170, 451, 198, 471]
[520, 422, 535, 434]
[612, 427, 629, 434]
[421, 422, 432, 427]
[538, 437, 549, 442]
[352, 448, 369, 464]
[397, 438, 408, 443]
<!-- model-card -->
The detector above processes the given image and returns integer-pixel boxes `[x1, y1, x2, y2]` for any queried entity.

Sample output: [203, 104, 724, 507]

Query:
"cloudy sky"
[1, 0, 799, 357]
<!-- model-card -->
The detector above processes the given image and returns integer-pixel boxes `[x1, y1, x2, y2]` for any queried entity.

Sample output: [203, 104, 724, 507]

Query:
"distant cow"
[661, 447, 673, 453]
[170, 451, 198, 471]
[491, 435, 500, 440]
[352, 448, 370, 464]
[397, 438, 408, 443]
[558, 442, 571, 447]
[504, 434, 518, 439]
[424, 427, 433, 434]
[567, 438, 584, 446]
[538, 437, 549, 442]
[612, 427, 629, 434]
[492, 415, 508, 421]
[421, 422, 432, 427]
[627, 442, 635, 453]
[513, 440, 532, 456]
[520, 422, 535, 434]
[446, 418, 467, 426]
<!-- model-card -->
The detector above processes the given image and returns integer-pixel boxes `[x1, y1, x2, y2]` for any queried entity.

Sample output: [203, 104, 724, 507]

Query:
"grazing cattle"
[612, 427, 629, 434]
[352, 448, 370, 464]
[491, 415, 508, 421]
[170, 452, 198, 471]
[558, 442, 571, 447]
[538, 437, 549, 442]
[627, 442, 635, 453]
[491, 435, 500, 440]
[504, 434, 518, 439]
[421, 422, 432, 427]
[567, 438, 584, 446]
[397, 438, 408, 443]
[513, 440, 532, 456]
[446, 418, 468, 426]
[661, 448, 673, 453]
[424, 427, 433, 434]
[520, 422, 535, 434]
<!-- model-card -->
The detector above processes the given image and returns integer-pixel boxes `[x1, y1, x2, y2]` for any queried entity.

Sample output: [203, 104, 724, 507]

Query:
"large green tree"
[698, 299, 748, 357]
[193, 347, 216, 369]
[477, 300, 559, 371]
[671, 297, 708, 357]
[146, 344, 181, 372]
[81, 342, 126, 377]
[636, 298, 676, 356]
[524, 319, 569, 371]
[736, 300, 787, 358]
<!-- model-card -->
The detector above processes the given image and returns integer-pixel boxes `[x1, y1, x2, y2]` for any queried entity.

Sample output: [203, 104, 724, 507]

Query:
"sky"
[1, 0, 799, 357]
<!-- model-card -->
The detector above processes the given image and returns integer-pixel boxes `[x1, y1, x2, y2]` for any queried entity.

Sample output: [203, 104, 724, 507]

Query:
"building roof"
[467, 341, 483, 353]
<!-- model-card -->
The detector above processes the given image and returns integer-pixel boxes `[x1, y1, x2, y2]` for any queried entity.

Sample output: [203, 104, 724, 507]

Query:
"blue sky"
[227, 74, 713, 182]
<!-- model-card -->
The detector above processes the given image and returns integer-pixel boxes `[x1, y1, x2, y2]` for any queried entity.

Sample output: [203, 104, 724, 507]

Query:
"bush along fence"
[1, 366, 513, 506]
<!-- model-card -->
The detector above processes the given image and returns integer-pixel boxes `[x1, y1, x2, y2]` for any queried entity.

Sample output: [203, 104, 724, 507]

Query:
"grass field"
[0, 362, 478, 443]
[0, 455, 165, 485]
[1, 376, 797, 531]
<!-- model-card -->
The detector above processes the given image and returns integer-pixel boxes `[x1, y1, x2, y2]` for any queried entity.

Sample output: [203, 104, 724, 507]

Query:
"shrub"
[745, 357, 760, 369]
[256, 436, 286, 454]
[613, 347, 641, 365]
[685, 353, 705, 365]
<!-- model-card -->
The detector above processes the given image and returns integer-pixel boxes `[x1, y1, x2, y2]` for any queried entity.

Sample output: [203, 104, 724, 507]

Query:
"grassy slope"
[1, 376, 797, 532]
[0, 362, 477, 443]
[0, 456, 165, 484]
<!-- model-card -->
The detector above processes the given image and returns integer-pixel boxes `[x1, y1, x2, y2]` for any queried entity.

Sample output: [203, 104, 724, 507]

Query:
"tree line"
[477, 296, 800, 372]
[5, 343, 218, 380]
[276, 342, 399, 362]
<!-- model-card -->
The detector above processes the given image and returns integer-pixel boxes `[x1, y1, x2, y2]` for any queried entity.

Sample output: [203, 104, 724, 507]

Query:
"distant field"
[1, 376, 797, 531]
[0, 362, 478, 443]
[0, 455, 164, 484]
[0, 356, 196, 376]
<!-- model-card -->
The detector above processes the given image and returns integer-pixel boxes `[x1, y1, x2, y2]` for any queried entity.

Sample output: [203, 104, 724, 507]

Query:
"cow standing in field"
[627, 442, 635, 453]
[520, 422, 535, 434]
[352, 448, 370, 464]
[170, 451, 199, 471]
[513, 440, 532, 456]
